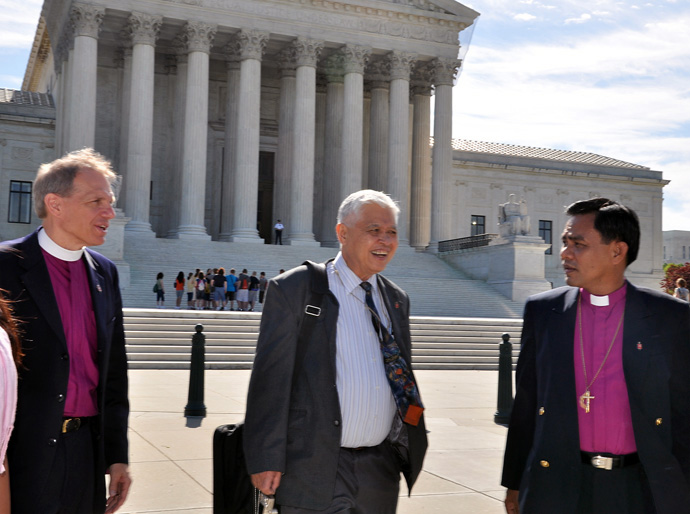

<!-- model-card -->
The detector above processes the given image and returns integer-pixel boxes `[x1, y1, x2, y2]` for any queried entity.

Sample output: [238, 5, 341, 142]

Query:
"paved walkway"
[121, 369, 510, 513]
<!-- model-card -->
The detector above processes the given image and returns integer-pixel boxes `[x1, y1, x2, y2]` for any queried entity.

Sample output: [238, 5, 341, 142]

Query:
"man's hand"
[251, 471, 281, 496]
[505, 488, 519, 514]
[105, 463, 132, 513]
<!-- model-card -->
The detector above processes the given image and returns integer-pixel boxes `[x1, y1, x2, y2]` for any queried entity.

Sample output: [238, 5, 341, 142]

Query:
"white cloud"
[514, 13, 537, 21]
[565, 13, 592, 23]
[0, 1, 42, 48]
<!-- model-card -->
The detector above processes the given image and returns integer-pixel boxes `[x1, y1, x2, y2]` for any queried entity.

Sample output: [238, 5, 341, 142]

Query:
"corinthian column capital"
[387, 51, 417, 81]
[291, 37, 324, 68]
[180, 21, 217, 54]
[341, 44, 371, 75]
[126, 12, 162, 46]
[432, 58, 462, 86]
[70, 3, 105, 39]
[227, 29, 269, 61]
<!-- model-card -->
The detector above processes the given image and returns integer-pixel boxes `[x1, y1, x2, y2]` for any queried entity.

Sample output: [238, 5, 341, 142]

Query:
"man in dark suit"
[501, 198, 690, 514]
[0, 148, 131, 513]
[244, 189, 428, 513]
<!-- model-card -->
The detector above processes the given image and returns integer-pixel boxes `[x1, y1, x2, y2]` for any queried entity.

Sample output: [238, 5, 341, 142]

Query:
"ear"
[611, 241, 629, 265]
[336, 223, 347, 245]
[44, 193, 63, 217]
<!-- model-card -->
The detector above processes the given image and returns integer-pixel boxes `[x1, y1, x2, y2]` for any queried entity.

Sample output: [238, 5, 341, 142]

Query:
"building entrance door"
[257, 151, 275, 243]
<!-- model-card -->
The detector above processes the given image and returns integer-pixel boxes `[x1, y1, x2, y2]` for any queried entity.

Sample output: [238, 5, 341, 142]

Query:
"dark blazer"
[0, 229, 129, 514]
[501, 283, 690, 514]
[243, 262, 428, 510]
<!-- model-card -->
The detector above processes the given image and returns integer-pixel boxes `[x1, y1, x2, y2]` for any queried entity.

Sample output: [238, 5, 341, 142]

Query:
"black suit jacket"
[243, 262, 428, 510]
[0, 229, 129, 514]
[502, 283, 690, 514]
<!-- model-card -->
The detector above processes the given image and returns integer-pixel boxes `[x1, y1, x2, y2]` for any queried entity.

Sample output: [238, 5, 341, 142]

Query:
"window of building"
[8, 180, 32, 224]
[471, 215, 485, 236]
[539, 220, 553, 255]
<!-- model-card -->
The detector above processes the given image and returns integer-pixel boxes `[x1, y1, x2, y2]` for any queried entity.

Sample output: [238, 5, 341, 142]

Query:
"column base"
[125, 220, 155, 235]
[228, 229, 264, 243]
[287, 233, 321, 247]
[218, 233, 233, 242]
[173, 225, 211, 240]
[426, 241, 440, 253]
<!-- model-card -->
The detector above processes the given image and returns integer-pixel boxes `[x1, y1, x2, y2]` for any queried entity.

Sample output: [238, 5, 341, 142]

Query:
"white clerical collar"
[38, 227, 84, 262]
[590, 294, 609, 307]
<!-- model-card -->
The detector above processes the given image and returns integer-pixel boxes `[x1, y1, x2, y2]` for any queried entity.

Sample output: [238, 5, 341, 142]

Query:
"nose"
[560, 243, 571, 259]
[104, 204, 116, 219]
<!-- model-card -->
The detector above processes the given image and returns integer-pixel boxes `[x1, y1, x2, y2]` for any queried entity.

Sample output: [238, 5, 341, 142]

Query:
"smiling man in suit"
[0, 148, 131, 514]
[244, 189, 428, 513]
[502, 197, 690, 514]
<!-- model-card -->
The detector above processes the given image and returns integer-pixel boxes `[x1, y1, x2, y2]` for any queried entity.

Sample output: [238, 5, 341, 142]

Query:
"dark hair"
[176, 271, 185, 283]
[218, 268, 225, 275]
[566, 197, 640, 266]
[0, 291, 23, 367]
[156, 272, 164, 280]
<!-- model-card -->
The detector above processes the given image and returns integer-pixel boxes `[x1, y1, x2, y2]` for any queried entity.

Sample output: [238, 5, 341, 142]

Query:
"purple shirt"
[574, 284, 636, 454]
[42, 250, 99, 417]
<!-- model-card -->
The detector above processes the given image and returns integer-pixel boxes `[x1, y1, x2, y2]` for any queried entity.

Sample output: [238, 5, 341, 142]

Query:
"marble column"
[366, 60, 389, 192]
[287, 37, 323, 246]
[53, 38, 69, 157]
[341, 44, 370, 198]
[166, 44, 188, 238]
[312, 77, 327, 242]
[228, 29, 268, 243]
[320, 54, 344, 247]
[409, 67, 433, 250]
[429, 58, 461, 252]
[175, 22, 216, 239]
[386, 51, 416, 245]
[123, 13, 161, 234]
[116, 47, 132, 210]
[218, 57, 240, 241]
[66, 3, 103, 151]
[272, 50, 297, 241]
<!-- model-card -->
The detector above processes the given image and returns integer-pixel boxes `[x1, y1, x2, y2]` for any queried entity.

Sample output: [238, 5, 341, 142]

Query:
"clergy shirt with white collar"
[327, 252, 397, 448]
[574, 283, 637, 454]
[39, 228, 99, 417]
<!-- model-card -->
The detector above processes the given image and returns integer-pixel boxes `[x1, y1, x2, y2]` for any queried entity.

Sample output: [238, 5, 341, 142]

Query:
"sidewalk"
[122, 369, 510, 513]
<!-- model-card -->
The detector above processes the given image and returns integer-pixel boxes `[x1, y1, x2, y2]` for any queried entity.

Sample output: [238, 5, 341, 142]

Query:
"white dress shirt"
[328, 253, 397, 448]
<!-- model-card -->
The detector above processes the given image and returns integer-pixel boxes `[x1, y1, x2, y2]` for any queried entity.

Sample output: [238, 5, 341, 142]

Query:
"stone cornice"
[163, 0, 473, 46]
[70, 3, 105, 39]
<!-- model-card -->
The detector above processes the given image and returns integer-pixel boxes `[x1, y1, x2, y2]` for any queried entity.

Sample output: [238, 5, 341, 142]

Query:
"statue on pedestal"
[498, 194, 531, 237]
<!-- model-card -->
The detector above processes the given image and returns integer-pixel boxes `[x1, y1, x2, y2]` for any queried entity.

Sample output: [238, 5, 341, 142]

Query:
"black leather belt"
[581, 451, 639, 470]
[62, 417, 91, 433]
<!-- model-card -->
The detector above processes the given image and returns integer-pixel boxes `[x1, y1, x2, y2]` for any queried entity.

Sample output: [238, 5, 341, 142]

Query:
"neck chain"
[577, 293, 624, 413]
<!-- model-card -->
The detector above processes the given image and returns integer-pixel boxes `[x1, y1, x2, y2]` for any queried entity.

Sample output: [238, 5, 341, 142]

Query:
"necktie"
[360, 281, 424, 426]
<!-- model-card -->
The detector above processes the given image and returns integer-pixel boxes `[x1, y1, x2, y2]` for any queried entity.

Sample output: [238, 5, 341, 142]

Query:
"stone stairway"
[120, 233, 526, 318]
[124, 308, 523, 370]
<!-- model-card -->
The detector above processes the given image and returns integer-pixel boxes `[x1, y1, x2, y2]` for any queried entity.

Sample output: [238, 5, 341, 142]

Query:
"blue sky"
[1, 0, 689, 229]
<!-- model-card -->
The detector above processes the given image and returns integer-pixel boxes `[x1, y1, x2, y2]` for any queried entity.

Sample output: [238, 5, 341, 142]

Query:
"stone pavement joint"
[121, 369, 509, 513]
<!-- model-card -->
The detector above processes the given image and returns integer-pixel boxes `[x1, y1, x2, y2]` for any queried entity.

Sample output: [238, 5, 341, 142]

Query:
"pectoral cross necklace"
[578, 294, 624, 413]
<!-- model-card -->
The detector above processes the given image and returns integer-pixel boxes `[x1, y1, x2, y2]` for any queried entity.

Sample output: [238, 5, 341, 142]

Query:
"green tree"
[660, 263, 690, 294]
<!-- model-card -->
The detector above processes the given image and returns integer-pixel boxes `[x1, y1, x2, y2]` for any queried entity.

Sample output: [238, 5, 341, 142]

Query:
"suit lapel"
[18, 231, 68, 351]
[621, 283, 653, 389]
[84, 250, 108, 366]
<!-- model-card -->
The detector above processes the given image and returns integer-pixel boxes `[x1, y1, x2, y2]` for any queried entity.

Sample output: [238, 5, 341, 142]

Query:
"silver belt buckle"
[591, 455, 613, 470]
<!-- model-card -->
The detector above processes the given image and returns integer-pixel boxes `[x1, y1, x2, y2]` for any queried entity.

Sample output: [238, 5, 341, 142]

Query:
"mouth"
[97, 224, 109, 234]
[563, 263, 576, 274]
[372, 250, 389, 258]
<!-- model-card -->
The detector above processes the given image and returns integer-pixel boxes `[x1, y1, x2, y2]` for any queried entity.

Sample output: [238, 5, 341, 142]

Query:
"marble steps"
[119, 235, 524, 318]
[123, 309, 523, 370]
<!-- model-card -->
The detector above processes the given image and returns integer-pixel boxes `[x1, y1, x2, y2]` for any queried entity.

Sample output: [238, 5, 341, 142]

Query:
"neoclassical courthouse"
[0, 0, 668, 289]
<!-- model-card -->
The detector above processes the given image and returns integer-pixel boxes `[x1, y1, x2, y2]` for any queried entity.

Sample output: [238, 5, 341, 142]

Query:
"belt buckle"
[591, 455, 613, 470]
[62, 418, 81, 433]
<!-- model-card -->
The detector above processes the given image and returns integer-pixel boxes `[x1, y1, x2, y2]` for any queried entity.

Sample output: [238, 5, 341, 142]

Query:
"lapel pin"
[636, 342, 643, 350]
[96, 284, 102, 293]
[394, 302, 399, 309]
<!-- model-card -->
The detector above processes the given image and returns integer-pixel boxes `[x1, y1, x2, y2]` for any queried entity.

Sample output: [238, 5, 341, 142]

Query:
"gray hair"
[33, 148, 119, 219]
[336, 189, 400, 226]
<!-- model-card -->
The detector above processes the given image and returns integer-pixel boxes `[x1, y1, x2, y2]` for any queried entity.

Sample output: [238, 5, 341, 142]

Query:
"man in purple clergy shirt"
[501, 198, 690, 514]
[0, 148, 131, 513]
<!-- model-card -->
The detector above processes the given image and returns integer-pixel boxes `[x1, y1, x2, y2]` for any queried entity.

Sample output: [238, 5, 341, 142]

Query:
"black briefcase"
[213, 423, 255, 514]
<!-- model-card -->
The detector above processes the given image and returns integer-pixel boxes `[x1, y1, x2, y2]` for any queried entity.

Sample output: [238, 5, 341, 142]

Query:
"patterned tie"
[360, 281, 424, 426]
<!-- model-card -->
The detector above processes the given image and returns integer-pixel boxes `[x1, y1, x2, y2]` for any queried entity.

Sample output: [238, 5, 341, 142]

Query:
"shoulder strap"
[292, 260, 329, 383]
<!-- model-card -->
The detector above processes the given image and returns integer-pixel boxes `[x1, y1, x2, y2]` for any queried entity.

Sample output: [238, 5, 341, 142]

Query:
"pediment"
[373, 0, 479, 20]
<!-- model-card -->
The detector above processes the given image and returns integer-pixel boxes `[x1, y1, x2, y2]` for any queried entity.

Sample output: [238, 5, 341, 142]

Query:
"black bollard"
[494, 332, 514, 425]
[185, 324, 207, 417]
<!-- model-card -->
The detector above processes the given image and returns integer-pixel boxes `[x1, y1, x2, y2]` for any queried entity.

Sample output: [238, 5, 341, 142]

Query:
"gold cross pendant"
[580, 390, 595, 413]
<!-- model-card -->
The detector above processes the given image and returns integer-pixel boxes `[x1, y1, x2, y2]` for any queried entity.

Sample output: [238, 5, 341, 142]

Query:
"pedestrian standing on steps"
[237, 269, 250, 311]
[274, 220, 284, 245]
[248, 271, 260, 311]
[155, 272, 165, 308]
[186, 272, 195, 309]
[174, 271, 185, 309]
